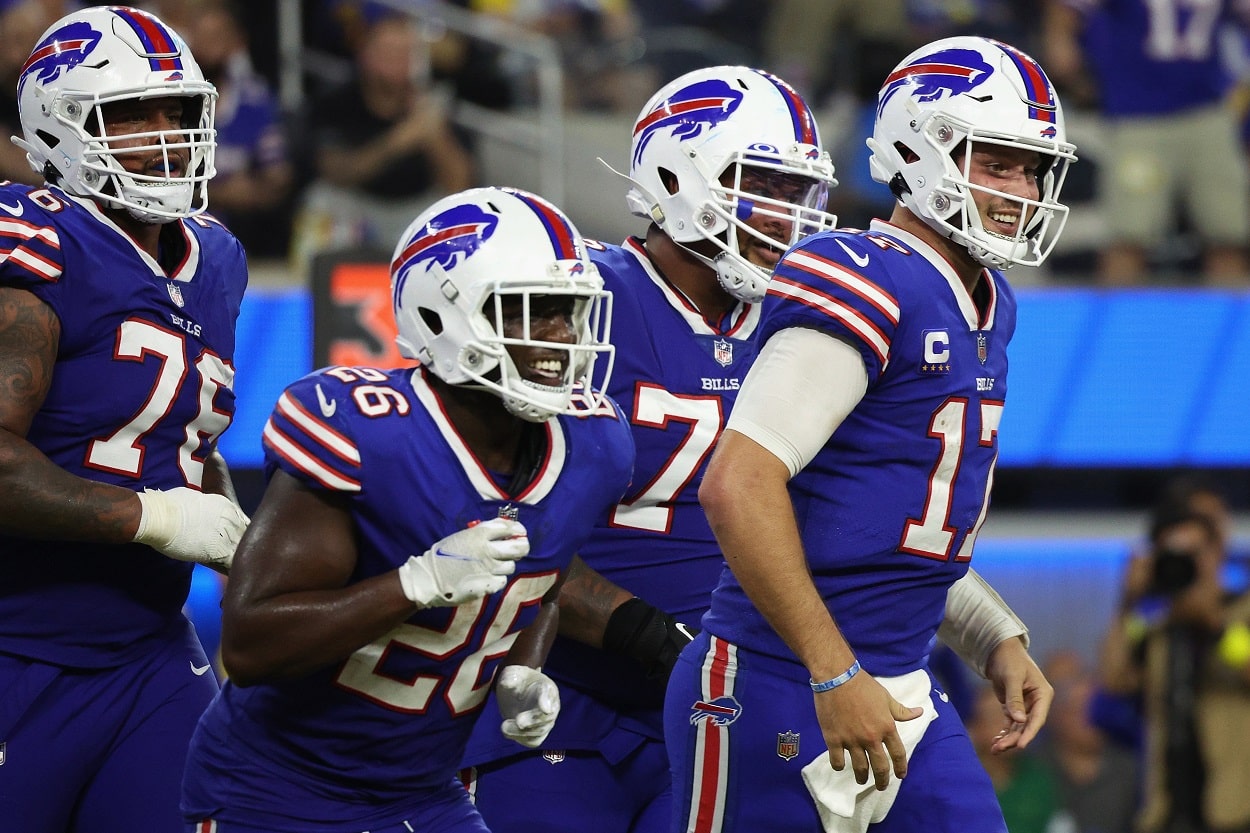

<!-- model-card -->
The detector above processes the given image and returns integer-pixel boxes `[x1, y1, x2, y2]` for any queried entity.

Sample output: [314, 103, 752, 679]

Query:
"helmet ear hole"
[36, 129, 60, 149]
[419, 307, 444, 336]
[658, 168, 679, 196]
[894, 141, 919, 164]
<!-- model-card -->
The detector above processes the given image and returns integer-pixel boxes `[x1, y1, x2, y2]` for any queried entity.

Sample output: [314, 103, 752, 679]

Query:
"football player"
[462, 62, 1052, 833]
[181, 186, 635, 833]
[673, 37, 1077, 832]
[0, 7, 248, 832]
[460, 65, 839, 833]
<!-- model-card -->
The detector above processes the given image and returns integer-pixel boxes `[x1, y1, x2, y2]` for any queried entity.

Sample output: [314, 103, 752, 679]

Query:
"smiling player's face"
[495, 295, 578, 389]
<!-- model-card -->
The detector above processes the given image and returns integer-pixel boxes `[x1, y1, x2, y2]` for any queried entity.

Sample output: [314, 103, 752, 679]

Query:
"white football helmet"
[13, 6, 217, 223]
[623, 65, 838, 303]
[391, 187, 614, 423]
[867, 36, 1077, 269]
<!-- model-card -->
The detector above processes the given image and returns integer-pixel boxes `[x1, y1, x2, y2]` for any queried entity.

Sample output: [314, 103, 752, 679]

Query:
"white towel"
[800, 668, 939, 833]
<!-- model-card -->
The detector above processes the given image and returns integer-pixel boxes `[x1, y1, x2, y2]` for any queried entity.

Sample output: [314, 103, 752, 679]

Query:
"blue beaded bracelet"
[809, 660, 861, 692]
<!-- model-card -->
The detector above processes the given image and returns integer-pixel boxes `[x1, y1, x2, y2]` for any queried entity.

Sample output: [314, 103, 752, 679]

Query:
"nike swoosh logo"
[433, 547, 472, 561]
[835, 239, 870, 268]
[0, 200, 24, 218]
[674, 622, 696, 642]
[315, 383, 336, 418]
[190, 662, 212, 676]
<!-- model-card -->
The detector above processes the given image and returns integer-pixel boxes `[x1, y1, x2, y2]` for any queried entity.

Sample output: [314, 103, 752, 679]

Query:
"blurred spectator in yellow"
[291, 12, 475, 268]
[183, 1, 295, 258]
[968, 684, 1072, 833]
[1042, 0, 1250, 287]
[1100, 491, 1250, 833]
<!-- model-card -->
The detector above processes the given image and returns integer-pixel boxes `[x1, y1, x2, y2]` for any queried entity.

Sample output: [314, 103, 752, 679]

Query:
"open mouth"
[525, 357, 567, 386]
[984, 209, 1024, 240]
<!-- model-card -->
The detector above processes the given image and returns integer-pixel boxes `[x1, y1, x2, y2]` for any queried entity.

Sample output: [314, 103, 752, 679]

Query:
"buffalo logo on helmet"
[633, 79, 744, 168]
[391, 204, 500, 299]
[876, 48, 994, 119]
[18, 22, 102, 94]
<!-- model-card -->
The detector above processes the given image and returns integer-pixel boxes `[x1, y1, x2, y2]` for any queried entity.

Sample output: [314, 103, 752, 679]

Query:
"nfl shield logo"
[976, 332, 988, 364]
[713, 338, 733, 367]
[166, 282, 185, 308]
[542, 750, 566, 765]
[776, 730, 800, 761]
[497, 504, 519, 521]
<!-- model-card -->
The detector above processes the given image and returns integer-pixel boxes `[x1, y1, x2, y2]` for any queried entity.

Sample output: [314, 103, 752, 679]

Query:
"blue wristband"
[809, 660, 861, 692]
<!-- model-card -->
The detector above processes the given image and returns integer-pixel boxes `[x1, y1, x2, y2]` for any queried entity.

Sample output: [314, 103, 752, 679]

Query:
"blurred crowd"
[5, 0, 1250, 286]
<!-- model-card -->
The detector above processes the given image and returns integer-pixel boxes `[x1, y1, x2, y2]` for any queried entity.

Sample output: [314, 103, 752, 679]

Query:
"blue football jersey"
[703, 220, 1016, 677]
[183, 366, 634, 828]
[465, 238, 758, 763]
[1073, 0, 1237, 116]
[0, 182, 247, 668]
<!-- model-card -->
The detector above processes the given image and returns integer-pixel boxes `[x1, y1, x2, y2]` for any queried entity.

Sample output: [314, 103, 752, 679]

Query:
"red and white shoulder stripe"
[768, 248, 897, 368]
[0, 216, 62, 282]
[262, 391, 363, 492]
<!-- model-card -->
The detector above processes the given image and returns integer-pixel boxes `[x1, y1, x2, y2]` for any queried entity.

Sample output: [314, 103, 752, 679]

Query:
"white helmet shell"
[626, 65, 838, 302]
[391, 187, 614, 423]
[867, 36, 1077, 269]
[14, 6, 217, 223]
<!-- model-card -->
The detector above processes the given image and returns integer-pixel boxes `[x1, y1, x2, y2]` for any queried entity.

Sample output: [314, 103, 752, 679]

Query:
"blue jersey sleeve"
[0, 186, 66, 294]
[262, 369, 364, 493]
[763, 230, 901, 383]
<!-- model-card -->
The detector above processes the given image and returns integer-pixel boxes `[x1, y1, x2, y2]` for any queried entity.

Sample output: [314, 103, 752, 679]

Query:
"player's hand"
[983, 637, 1053, 753]
[133, 487, 250, 571]
[496, 665, 560, 748]
[397, 518, 528, 608]
[814, 672, 923, 791]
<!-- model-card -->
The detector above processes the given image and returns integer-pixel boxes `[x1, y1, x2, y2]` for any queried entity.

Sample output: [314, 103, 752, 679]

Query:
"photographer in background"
[1100, 481, 1250, 833]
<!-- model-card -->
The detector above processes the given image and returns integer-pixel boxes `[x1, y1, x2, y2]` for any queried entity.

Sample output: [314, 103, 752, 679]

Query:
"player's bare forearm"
[557, 555, 634, 648]
[221, 473, 416, 684]
[0, 287, 141, 543]
[506, 598, 560, 669]
[0, 428, 141, 543]
[701, 430, 852, 679]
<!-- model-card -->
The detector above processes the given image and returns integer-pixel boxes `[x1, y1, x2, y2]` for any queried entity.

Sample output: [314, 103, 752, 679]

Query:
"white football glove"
[133, 487, 250, 570]
[497, 665, 560, 748]
[397, 518, 528, 608]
